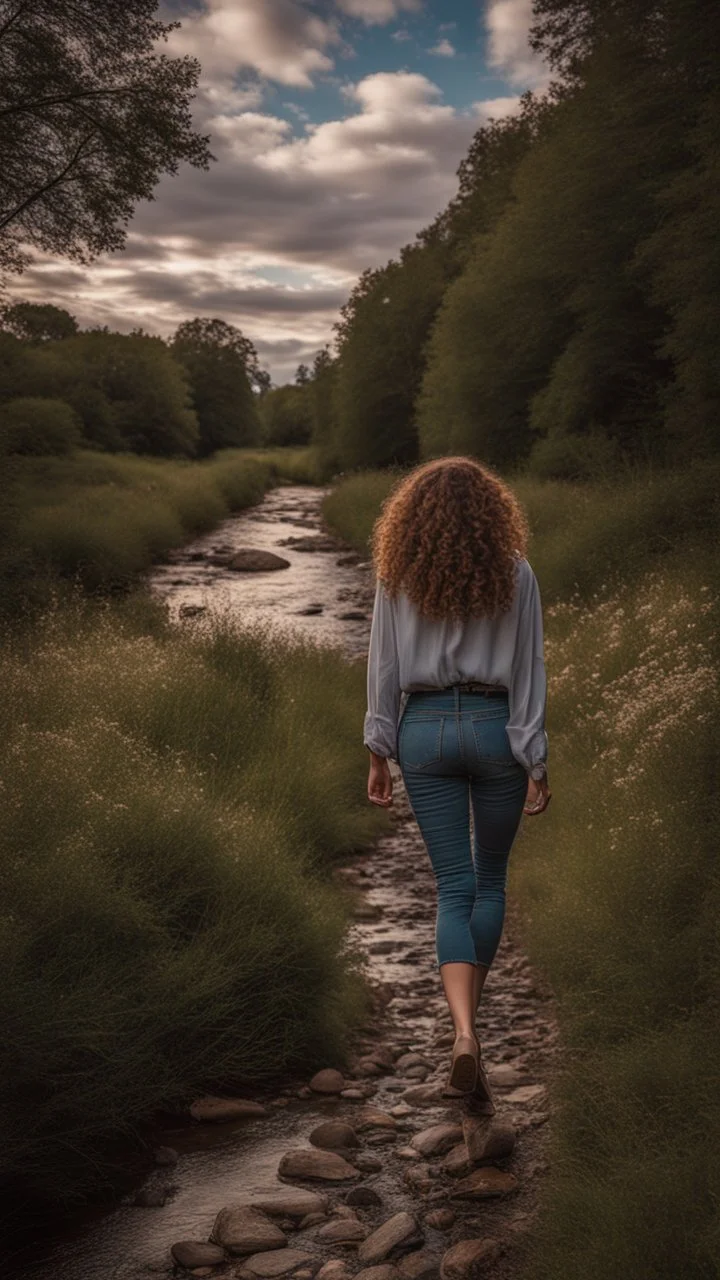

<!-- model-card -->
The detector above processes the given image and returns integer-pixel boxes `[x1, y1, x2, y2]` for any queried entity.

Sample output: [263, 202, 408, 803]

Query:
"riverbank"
[323, 458, 720, 1279]
[0, 445, 323, 619]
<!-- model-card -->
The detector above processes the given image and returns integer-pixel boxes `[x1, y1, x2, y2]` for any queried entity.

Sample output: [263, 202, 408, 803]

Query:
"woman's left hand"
[368, 753, 393, 807]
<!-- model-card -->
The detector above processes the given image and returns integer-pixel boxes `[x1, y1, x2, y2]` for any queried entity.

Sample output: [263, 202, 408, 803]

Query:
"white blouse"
[363, 556, 548, 776]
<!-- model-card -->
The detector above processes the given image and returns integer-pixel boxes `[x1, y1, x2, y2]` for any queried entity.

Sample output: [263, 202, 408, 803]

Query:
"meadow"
[323, 458, 720, 1279]
[0, 589, 388, 1207]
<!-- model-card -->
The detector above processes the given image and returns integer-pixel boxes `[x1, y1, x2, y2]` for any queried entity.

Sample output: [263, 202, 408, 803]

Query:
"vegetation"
[323, 457, 720, 1280]
[0, 593, 388, 1206]
[0, 448, 323, 618]
[0, 0, 211, 282]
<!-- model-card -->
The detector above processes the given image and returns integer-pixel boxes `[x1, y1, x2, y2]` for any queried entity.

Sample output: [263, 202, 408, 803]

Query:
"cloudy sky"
[22, 0, 549, 384]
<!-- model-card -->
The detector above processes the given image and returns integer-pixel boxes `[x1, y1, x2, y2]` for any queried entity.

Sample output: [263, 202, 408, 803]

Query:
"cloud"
[473, 95, 523, 119]
[485, 0, 550, 89]
[168, 0, 341, 88]
[335, 0, 421, 24]
[11, 69, 483, 382]
[428, 38, 455, 56]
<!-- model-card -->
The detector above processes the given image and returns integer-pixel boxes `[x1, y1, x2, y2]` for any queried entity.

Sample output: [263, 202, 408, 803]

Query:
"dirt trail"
[12, 483, 559, 1280]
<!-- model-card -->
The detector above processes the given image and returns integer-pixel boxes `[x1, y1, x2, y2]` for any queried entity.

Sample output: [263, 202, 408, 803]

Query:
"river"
[9, 482, 558, 1280]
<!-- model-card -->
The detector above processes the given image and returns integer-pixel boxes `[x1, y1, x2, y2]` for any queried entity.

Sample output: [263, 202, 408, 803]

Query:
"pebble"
[238, 1190, 329, 1218]
[211, 1206, 287, 1255]
[397, 1250, 441, 1280]
[448, 1168, 519, 1201]
[503, 1084, 547, 1105]
[461, 1118, 516, 1165]
[278, 1149, 361, 1182]
[239, 1248, 316, 1277]
[308, 1069, 346, 1095]
[354, 1268, 400, 1280]
[439, 1239, 500, 1280]
[345, 1186, 383, 1208]
[358, 1213, 423, 1266]
[424, 1209, 456, 1231]
[171, 1242, 226, 1270]
[411, 1125, 464, 1158]
[316, 1263, 351, 1280]
[316, 1219, 368, 1243]
[355, 1109, 398, 1132]
[309, 1121, 360, 1151]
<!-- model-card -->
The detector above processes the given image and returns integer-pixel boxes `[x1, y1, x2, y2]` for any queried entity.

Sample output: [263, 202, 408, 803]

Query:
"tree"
[259, 384, 312, 446]
[295, 363, 311, 385]
[0, 300, 77, 342]
[309, 346, 339, 469]
[0, 0, 212, 280]
[30, 330, 199, 455]
[171, 318, 263, 454]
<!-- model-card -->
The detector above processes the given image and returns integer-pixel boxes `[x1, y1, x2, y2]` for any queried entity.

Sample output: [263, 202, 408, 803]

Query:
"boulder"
[309, 1069, 346, 1095]
[309, 1121, 359, 1151]
[211, 1206, 287, 1255]
[227, 550, 291, 572]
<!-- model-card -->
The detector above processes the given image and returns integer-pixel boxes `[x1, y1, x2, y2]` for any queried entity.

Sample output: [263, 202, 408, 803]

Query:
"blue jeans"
[397, 688, 528, 971]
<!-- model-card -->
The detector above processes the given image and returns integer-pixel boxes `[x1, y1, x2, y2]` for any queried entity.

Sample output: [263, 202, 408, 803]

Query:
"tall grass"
[513, 545, 719, 1279]
[321, 458, 720, 603]
[322, 456, 720, 1277]
[1, 446, 324, 616]
[0, 592, 389, 1208]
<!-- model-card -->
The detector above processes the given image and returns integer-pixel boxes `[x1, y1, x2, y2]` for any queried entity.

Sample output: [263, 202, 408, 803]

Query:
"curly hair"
[370, 456, 530, 622]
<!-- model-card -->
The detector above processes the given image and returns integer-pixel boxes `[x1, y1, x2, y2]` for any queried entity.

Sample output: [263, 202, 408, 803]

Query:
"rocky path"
[14, 483, 559, 1280]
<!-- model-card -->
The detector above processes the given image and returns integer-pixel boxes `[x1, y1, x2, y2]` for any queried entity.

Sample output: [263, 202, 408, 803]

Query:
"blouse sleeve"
[363, 577, 401, 762]
[505, 562, 549, 776]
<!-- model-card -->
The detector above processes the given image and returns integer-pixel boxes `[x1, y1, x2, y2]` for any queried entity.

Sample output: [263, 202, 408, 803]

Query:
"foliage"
[0, 301, 77, 342]
[171, 318, 263, 454]
[0, 395, 81, 455]
[0, 0, 211, 280]
[259, 383, 312, 447]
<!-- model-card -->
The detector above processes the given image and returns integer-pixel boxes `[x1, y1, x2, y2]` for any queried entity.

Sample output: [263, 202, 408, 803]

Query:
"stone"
[345, 1186, 383, 1208]
[403, 1165, 434, 1194]
[397, 1251, 440, 1280]
[354, 1155, 384, 1174]
[298, 1213, 328, 1229]
[461, 1118, 516, 1165]
[338, 610, 367, 621]
[353, 1057, 385, 1077]
[395, 1147, 423, 1161]
[179, 604, 207, 618]
[211, 1206, 287, 1255]
[358, 1214, 422, 1267]
[227, 550, 291, 572]
[308, 1069, 346, 1095]
[503, 1084, 547, 1106]
[424, 1209, 456, 1231]
[190, 1096, 266, 1122]
[400, 1084, 445, 1107]
[309, 1121, 359, 1151]
[354, 1269, 400, 1280]
[240, 1248, 315, 1277]
[440, 1144, 472, 1179]
[316, 1220, 368, 1244]
[355, 1109, 398, 1133]
[341, 1089, 367, 1101]
[439, 1239, 500, 1280]
[278, 1149, 360, 1182]
[488, 1065, 528, 1089]
[316, 1264, 350, 1280]
[394, 1053, 432, 1073]
[449, 1168, 519, 1201]
[171, 1242, 226, 1270]
[298, 606, 323, 616]
[240, 1190, 329, 1219]
[411, 1125, 464, 1158]
[154, 1146, 179, 1166]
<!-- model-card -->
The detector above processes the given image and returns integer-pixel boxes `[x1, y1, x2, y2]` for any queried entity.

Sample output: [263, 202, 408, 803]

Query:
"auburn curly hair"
[370, 456, 530, 622]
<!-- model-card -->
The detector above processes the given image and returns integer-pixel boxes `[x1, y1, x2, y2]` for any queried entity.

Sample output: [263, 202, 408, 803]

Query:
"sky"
[20, 0, 550, 385]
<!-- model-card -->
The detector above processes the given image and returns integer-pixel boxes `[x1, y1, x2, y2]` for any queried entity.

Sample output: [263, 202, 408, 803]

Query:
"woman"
[363, 456, 551, 1112]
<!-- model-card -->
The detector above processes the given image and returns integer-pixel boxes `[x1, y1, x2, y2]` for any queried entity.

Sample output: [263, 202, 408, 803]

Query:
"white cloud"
[335, 0, 422, 26]
[169, 0, 340, 88]
[473, 95, 523, 119]
[391, 27, 412, 41]
[428, 38, 455, 56]
[485, 0, 550, 89]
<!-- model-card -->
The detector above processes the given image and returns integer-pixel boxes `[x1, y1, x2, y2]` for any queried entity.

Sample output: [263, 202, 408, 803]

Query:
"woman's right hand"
[523, 776, 551, 815]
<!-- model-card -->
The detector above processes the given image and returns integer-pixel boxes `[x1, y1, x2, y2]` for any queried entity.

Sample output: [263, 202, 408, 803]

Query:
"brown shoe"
[447, 1031, 479, 1093]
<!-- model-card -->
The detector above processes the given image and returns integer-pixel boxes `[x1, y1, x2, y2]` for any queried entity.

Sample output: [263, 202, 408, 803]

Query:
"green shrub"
[0, 396, 82, 456]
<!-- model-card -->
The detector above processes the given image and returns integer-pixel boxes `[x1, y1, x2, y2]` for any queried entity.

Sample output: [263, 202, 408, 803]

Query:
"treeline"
[280, 0, 720, 479]
[0, 305, 272, 459]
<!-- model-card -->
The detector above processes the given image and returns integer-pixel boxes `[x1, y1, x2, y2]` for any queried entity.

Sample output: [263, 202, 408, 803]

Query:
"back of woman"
[363, 455, 551, 1110]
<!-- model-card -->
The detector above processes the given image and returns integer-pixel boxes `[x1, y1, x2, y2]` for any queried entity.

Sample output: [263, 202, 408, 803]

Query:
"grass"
[321, 456, 720, 604]
[0, 590, 390, 1209]
[322, 455, 720, 1278]
[1, 446, 324, 616]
